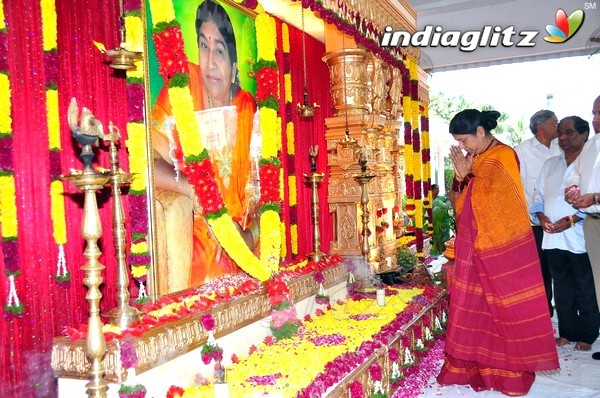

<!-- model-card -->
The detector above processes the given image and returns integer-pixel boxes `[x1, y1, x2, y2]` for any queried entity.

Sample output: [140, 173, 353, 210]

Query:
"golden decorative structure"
[62, 174, 111, 398]
[304, 146, 326, 262]
[102, 123, 141, 328]
[353, 152, 375, 262]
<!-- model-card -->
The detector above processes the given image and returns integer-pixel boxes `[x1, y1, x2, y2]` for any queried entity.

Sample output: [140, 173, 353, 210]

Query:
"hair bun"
[481, 110, 500, 130]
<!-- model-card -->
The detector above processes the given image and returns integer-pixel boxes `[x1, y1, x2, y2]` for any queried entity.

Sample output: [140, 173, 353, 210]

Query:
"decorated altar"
[0, 0, 438, 396]
[52, 257, 447, 397]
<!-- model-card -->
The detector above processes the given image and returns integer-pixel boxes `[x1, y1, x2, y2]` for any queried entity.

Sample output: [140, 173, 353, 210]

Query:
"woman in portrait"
[151, 0, 258, 286]
[437, 109, 559, 395]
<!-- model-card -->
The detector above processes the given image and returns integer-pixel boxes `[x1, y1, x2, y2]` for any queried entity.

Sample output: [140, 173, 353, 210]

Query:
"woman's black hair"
[449, 109, 501, 135]
[196, 0, 237, 65]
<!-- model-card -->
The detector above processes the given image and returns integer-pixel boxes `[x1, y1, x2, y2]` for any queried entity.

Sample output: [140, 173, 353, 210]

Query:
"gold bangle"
[569, 216, 575, 228]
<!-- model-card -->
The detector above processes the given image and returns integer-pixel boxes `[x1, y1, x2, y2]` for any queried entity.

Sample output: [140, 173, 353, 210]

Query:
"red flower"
[349, 380, 364, 398]
[313, 271, 325, 285]
[231, 353, 240, 364]
[259, 164, 281, 205]
[263, 336, 275, 345]
[185, 159, 225, 214]
[154, 26, 189, 82]
[256, 67, 279, 102]
[265, 278, 291, 307]
[369, 362, 382, 381]
[200, 313, 215, 331]
[166, 386, 185, 398]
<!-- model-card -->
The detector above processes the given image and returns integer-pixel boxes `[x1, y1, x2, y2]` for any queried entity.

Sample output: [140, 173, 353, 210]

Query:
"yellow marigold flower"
[284, 73, 292, 103]
[169, 87, 202, 156]
[256, 13, 276, 62]
[290, 224, 298, 254]
[0, 175, 17, 238]
[131, 265, 148, 279]
[404, 144, 413, 174]
[280, 222, 287, 258]
[0, 74, 12, 134]
[125, 16, 144, 52]
[288, 175, 297, 206]
[50, 181, 67, 244]
[148, 0, 175, 25]
[47, 90, 60, 150]
[413, 153, 421, 180]
[41, 0, 57, 51]
[260, 107, 278, 158]
[208, 215, 271, 281]
[259, 209, 281, 275]
[102, 324, 123, 335]
[286, 121, 295, 155]
[131, 241, 148, 254]
[0, 1, 5, 30]
[282, 23, 290, 53]
[126, 122, 148, 191]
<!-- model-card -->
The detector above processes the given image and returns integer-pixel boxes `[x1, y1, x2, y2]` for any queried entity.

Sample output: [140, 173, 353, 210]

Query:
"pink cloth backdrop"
[0, 1, 332, 397]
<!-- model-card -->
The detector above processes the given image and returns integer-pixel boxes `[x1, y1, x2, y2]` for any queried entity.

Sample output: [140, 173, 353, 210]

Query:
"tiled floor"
[420, 317, 600, 397]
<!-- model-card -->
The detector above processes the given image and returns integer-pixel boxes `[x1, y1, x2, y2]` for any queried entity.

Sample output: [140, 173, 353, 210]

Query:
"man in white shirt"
[532, 116, 599, 352]
[515, 109, 561, 316]
[565, 95, 600, 308]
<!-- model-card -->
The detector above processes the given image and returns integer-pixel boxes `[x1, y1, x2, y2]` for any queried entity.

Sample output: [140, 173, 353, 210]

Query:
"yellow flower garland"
[0, 1, 5, 29]
[124, 8, 150, 291]
[0, 175, 18, 239]
[40, 0, 57, 51]
[0, 73, 12, 134]
[125, 122, 148, 192]
[286, 121, 294, 155]
[46, 89, 60, 150]
[288, 175, 297, 206]
[125, 15, 144, 79]
[290, 224, 298, 254]
[50, 180, 67, 244]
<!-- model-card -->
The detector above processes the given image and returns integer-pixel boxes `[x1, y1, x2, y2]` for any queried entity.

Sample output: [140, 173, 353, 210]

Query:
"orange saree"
[152, 63, 257, 285]
[438, 142, 559, 396]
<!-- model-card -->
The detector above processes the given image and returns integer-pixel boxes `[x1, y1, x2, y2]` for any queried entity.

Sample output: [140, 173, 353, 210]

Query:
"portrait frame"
[144, 0, 260, 298]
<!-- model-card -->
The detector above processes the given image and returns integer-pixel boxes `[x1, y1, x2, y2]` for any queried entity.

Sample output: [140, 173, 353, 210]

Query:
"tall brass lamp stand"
[304, 146, 325, 262]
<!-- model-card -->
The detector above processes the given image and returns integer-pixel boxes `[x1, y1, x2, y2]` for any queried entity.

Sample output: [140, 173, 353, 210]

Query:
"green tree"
[430, 92, 473, 123]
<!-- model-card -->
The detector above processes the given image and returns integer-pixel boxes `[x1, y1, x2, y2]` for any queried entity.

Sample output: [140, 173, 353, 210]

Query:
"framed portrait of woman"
[145, 0, 260, 296]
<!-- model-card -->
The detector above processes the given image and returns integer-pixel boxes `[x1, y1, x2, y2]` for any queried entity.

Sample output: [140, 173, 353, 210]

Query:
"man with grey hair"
[515, 109, 561, 317]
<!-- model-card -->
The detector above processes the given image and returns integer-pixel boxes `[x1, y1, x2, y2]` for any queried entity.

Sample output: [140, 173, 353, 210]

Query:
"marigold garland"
[407, 58, 425, 258]
[0, 6, 23, 316]
[40, 0, 70, 283]
[282, 22, 297, 256]
[0, 73, 11, 134]
[125, 1, 150, 302]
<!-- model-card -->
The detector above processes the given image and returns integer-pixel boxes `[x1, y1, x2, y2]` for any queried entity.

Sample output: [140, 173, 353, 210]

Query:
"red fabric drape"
[285, 24, 333, 256]
[0, 0, 129, 396]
